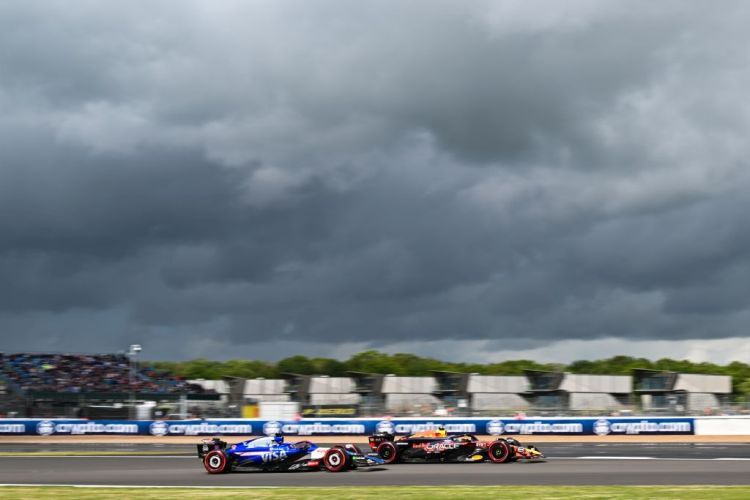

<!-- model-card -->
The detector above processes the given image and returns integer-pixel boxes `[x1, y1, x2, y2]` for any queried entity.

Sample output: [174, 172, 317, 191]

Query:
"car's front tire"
[488, 440, 511, 463]
[376, 441, 399, 464]
[323, 447, 349, 472]
[203, 450, 230, 474]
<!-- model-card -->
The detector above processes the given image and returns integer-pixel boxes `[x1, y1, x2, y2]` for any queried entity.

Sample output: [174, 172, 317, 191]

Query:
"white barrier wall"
[694, 416, 750, 435]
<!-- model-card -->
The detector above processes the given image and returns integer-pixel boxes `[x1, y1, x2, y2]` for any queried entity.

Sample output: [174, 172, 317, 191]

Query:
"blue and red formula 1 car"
[197, 435, 386, 473]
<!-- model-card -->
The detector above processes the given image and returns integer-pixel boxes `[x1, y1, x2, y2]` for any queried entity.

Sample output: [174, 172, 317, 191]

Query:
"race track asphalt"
[1, 443, 749, 486]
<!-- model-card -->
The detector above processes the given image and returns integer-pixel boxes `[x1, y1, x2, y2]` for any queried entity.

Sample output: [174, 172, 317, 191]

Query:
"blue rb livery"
[197, 434, 385, 473]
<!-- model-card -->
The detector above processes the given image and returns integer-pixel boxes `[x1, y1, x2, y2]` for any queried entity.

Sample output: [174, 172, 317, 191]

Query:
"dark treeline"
[150, 351, 750, 396]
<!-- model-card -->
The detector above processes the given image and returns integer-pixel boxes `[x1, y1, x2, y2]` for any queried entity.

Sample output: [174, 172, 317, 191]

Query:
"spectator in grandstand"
[0, 353, 206, 395]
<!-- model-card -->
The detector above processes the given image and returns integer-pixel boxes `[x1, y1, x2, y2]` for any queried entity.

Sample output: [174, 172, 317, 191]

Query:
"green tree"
[311, 358, 348, 377]
[345, 350, 401, 374]
[737, 378, 750, 398]
[178, 358, 222, 379]
[277, 355, 315, 375]
[147, 352, 750, 401]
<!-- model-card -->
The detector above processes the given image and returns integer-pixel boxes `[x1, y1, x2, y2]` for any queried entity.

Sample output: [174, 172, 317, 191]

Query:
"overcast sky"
[2, 1, 750, 362]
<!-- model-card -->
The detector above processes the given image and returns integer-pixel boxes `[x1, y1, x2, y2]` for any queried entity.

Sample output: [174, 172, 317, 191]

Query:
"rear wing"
[368, 432, 395, 449]
[197, 438, 227, 459]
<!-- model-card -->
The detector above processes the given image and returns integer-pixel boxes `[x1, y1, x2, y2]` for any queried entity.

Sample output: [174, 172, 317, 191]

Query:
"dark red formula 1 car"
[368, 429, 544, 464]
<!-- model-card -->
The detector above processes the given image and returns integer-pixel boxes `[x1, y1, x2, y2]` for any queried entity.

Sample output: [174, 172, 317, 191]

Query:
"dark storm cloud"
[2, 1, 750, 360]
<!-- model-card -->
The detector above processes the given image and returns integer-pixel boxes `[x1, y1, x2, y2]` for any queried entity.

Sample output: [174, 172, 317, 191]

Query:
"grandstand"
[0, 352, 218, 418]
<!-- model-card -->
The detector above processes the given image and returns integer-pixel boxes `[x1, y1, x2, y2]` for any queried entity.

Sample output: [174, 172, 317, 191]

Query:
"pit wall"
[0, 416, 717, 437]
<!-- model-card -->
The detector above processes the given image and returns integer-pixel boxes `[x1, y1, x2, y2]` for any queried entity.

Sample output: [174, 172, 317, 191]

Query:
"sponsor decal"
[60, 423, 139, 434]
[486, 419, 504, 435]
[0, 423, 26, 434]
[376, 420, 395, 434]
[393, 422, 477, 434]
[263, 421, 282, 436]
[0, 417, 695, 436]
[260, 449, 288, 462]
[301, 405, 358, 417]
[500, 421, 584, 434]
[36, 420, 55, 436]
[37, 421, 139, 435]
[414, 440, 459, 452]
[152, 420, 252, 436]
[280, 422, 366, 435]
[149, 421, 168, 436]
[163, 423, 253, 435]
[608, 420, 691, 435]
[594, 419, 611, 436]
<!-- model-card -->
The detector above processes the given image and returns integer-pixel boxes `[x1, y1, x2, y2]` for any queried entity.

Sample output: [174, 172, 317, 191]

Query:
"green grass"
[1, 486, 750, 499]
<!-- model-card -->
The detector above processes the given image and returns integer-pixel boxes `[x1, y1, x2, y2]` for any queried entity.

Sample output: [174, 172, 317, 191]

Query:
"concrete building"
[279, 374, 360, 405]
[634, 369, 731, 413]
[308, 376, 360, 405]
[349, 373, 443, 414]
[525, 370, 632, 413]
[432, 371, 530, 413]
[243, 378, 290, 403]
[468, 375, 530, 412]
[382, 375, 441, 413]
[188, 378, 291, 402]
[349, 372, 385, 415]
[187, 369, 734, 416]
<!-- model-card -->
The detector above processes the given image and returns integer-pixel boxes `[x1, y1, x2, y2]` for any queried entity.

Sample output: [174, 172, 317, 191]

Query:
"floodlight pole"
[128, 344, 142, 420]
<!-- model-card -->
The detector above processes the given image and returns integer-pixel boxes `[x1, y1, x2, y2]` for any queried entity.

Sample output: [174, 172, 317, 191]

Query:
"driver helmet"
[437, 425, 447, 437]
[273, 433, 284, 445]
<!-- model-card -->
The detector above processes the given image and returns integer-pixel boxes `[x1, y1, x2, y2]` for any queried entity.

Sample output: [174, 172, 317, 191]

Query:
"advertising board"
[0, 416, 697, 436]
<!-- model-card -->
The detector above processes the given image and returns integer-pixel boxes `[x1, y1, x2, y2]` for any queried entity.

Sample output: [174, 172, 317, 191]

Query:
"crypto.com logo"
[36, 420, 55, 436]
[375, 421, 395, 434]
[486, 420, 504, 435]
[593, 419, 611, 436]
[149, 421, 169, 436]
[263, 421, 282, 436]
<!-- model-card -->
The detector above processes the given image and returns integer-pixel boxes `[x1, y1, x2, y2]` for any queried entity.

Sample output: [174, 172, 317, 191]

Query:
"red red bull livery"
[368, 427, 544, 464]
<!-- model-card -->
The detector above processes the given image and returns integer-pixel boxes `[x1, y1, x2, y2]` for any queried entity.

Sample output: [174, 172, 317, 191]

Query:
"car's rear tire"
[376, 441, 399, 464]
[203, 449, 229, 474]
[323, 447, 349, 472]
[488, 440, 511, 463]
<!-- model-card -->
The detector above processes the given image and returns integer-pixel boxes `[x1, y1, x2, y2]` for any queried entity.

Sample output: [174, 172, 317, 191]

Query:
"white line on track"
[0, 484, 279, 489]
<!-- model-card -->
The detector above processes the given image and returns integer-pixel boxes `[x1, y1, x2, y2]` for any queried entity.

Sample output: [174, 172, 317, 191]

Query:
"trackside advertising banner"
[0, 417, 695, 436]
